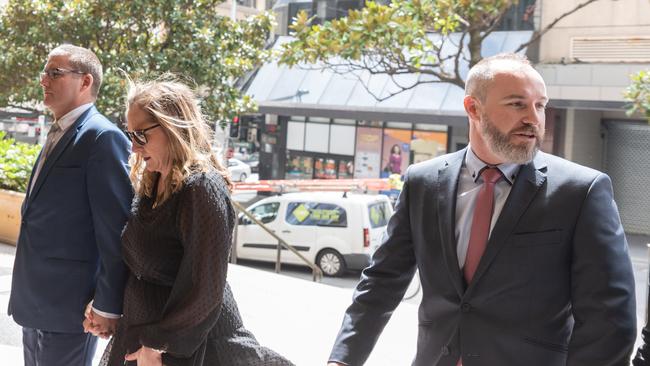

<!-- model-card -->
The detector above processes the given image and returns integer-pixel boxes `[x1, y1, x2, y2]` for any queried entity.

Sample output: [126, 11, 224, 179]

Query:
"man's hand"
[125, 346, 163, 366]
[83, 301, 117, 339]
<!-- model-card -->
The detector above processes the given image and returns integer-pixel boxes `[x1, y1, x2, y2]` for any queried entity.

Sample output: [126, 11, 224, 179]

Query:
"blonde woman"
[88, 77, 293, 366]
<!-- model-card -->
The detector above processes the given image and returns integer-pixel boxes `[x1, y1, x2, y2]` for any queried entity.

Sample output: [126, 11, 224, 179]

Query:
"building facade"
[535, 0, 650, 235]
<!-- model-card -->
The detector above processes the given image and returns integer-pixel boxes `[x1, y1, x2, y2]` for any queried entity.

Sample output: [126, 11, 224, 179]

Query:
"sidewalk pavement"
[0, 243, 417, 365]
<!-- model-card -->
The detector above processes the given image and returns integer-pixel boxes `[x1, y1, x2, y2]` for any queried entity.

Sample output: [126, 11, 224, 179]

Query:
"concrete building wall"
[538, 0, 650, 63]
[563, 109, 604, 170]
[216, 0, 267, 19]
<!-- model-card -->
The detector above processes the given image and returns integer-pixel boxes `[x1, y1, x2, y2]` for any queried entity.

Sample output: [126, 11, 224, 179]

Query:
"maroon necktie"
[458, 167, 503, 366]
[463, 167, 503, 284]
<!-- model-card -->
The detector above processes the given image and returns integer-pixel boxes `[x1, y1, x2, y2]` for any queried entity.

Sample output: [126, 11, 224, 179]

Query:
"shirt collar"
[465, 145, 520, 185]
[54, 103, 93, 132]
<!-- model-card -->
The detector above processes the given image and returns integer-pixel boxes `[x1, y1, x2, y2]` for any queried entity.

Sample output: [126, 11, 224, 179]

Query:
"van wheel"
[239, 173, 247, 182]
[317, 249, 346, 277]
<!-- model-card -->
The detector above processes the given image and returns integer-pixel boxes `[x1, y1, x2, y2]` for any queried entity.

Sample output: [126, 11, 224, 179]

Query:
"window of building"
[495, 0, 536, 31]
[286, 154, 314, 179]
[314, 157, 338, 179]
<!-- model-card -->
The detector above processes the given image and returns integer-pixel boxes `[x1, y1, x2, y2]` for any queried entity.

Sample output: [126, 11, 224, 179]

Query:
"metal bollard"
[275, 241, 282, 273]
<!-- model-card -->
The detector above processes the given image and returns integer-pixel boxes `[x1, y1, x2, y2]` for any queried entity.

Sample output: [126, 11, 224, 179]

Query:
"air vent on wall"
[570, 36, 650, 62]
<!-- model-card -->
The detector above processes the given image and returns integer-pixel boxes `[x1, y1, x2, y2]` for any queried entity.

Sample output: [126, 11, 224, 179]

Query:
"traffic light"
[229, 116, 240, 138]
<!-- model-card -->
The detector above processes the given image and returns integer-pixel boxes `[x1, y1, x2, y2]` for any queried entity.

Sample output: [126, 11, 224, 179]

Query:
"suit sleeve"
[329, 167, 417, 366]
[567, 173, 637, 365]
[86, 128, 133, 314]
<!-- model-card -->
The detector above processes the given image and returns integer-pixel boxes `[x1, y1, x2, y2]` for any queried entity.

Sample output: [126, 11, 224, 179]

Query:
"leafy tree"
[624, 70, 650, 123]
[0, 0, 274, 125]
[279, 0, 598, 100]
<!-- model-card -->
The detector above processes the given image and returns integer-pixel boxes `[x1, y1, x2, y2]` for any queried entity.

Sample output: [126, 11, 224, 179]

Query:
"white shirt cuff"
[91, 306, 121, 319]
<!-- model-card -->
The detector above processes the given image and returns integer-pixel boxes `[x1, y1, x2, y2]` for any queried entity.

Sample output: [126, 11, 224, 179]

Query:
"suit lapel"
[26, 107, 96, 206]
[436, 149, 466, 298]
[466, 153, 548, 293]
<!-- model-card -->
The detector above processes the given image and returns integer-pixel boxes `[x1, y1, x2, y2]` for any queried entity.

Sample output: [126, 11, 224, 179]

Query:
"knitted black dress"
[101, 170, 294, 366]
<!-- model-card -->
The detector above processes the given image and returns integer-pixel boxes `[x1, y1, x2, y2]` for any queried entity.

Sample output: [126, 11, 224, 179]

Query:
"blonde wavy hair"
[126, 75, 232, 203]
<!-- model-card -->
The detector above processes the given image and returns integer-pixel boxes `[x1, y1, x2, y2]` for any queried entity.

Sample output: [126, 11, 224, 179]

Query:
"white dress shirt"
[454, 146, 521, 269]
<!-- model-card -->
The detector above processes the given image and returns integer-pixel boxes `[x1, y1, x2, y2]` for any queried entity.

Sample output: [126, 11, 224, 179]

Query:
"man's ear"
[463, 95, 481, 121]
[81, 74, 94, 94]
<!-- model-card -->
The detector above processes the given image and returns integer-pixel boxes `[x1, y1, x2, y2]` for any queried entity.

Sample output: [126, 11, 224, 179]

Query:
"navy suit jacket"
[9, 106, 133, 333]
[329, 148, 637, 366]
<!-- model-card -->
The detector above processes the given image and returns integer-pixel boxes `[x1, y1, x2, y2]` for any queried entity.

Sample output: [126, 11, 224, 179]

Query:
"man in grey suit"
[327, 53, 637, 366]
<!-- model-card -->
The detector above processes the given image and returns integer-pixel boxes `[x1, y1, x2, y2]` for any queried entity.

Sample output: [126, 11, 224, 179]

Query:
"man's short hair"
[465, 53, 532, 102]
[49, 44, 103, 98]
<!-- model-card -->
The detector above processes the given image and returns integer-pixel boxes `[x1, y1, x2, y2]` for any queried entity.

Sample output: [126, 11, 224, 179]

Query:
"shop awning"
[245, 31, 534, 126]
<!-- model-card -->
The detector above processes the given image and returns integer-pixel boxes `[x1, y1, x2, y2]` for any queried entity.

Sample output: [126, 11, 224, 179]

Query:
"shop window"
[314, 158, 337, 179]
[286, 154, 313, 179]
[305, 123, 330, 152]
[381, 129, 411, 177]
[285, 202, 348, 227]
[287, 121, 305, 151]
[338, 159, 354, 179]
[329, 124, 355, 155]
[411, 130, 448, 164]
[354, 127, 382, 178]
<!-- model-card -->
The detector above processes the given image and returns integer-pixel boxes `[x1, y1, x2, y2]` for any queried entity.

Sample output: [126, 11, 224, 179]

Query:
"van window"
[243, 202, 280, 224]
[285, 202, 347, 227]
[368, 202, 390, 228]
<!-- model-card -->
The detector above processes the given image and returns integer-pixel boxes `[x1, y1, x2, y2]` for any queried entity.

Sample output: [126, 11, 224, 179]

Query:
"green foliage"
[624, 70, 650, 122]
[0, 0, 274, 126]
[0, 132, 41, 192]
[278, 0, 517, 90]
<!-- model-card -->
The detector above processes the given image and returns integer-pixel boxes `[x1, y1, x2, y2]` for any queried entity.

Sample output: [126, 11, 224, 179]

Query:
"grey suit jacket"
[329, 148, 636, 366]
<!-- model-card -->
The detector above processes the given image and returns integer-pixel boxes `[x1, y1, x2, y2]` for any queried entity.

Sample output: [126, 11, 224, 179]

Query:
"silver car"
[227, 158, 252, 182]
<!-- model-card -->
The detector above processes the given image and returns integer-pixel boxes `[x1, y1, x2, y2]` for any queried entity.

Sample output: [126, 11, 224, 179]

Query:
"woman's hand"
[124, 346, 163, 366]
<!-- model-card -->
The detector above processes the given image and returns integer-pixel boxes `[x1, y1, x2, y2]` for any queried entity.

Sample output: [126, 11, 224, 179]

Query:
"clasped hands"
[83, 301, 117, 339]
[83, 301, 162, 365]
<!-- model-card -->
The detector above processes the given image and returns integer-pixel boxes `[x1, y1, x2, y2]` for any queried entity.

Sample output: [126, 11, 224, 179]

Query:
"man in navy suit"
[8, 44, 132, 366]
[327, 53, 637, 366]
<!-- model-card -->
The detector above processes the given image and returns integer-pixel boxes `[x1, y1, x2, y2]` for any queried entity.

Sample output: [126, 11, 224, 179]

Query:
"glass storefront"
[279, 117, 450, 180]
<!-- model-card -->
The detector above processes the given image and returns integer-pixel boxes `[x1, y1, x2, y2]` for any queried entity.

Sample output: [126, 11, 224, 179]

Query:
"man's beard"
[479, 114, 543, 164]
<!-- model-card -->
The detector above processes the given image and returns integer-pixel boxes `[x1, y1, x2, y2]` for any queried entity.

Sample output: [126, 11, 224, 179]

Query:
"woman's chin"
[144, 164, 158, 173]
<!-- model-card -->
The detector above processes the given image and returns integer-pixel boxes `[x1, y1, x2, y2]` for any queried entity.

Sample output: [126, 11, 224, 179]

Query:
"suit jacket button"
[461, 303, 472, 313]
[441, 346, 450, 356]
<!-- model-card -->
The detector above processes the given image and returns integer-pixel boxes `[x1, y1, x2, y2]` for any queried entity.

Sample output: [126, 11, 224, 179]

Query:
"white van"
[235, 192, 393, 276]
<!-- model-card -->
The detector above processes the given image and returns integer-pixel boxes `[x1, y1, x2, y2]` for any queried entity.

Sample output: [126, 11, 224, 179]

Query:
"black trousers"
[22, 327, 97, 366]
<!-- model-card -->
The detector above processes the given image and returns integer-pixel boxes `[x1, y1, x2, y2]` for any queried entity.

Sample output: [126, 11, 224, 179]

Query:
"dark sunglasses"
[125, 124, 161, 145]
[40, 67, 86, 80]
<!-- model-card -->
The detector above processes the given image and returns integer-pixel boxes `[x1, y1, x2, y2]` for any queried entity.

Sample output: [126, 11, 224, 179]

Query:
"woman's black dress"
[101, 171, 294, 366]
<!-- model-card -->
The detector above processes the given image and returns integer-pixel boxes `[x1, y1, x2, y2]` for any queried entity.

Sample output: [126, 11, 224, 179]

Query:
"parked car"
[235, 192, 393, 276]
[227, 158, 251, 182]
